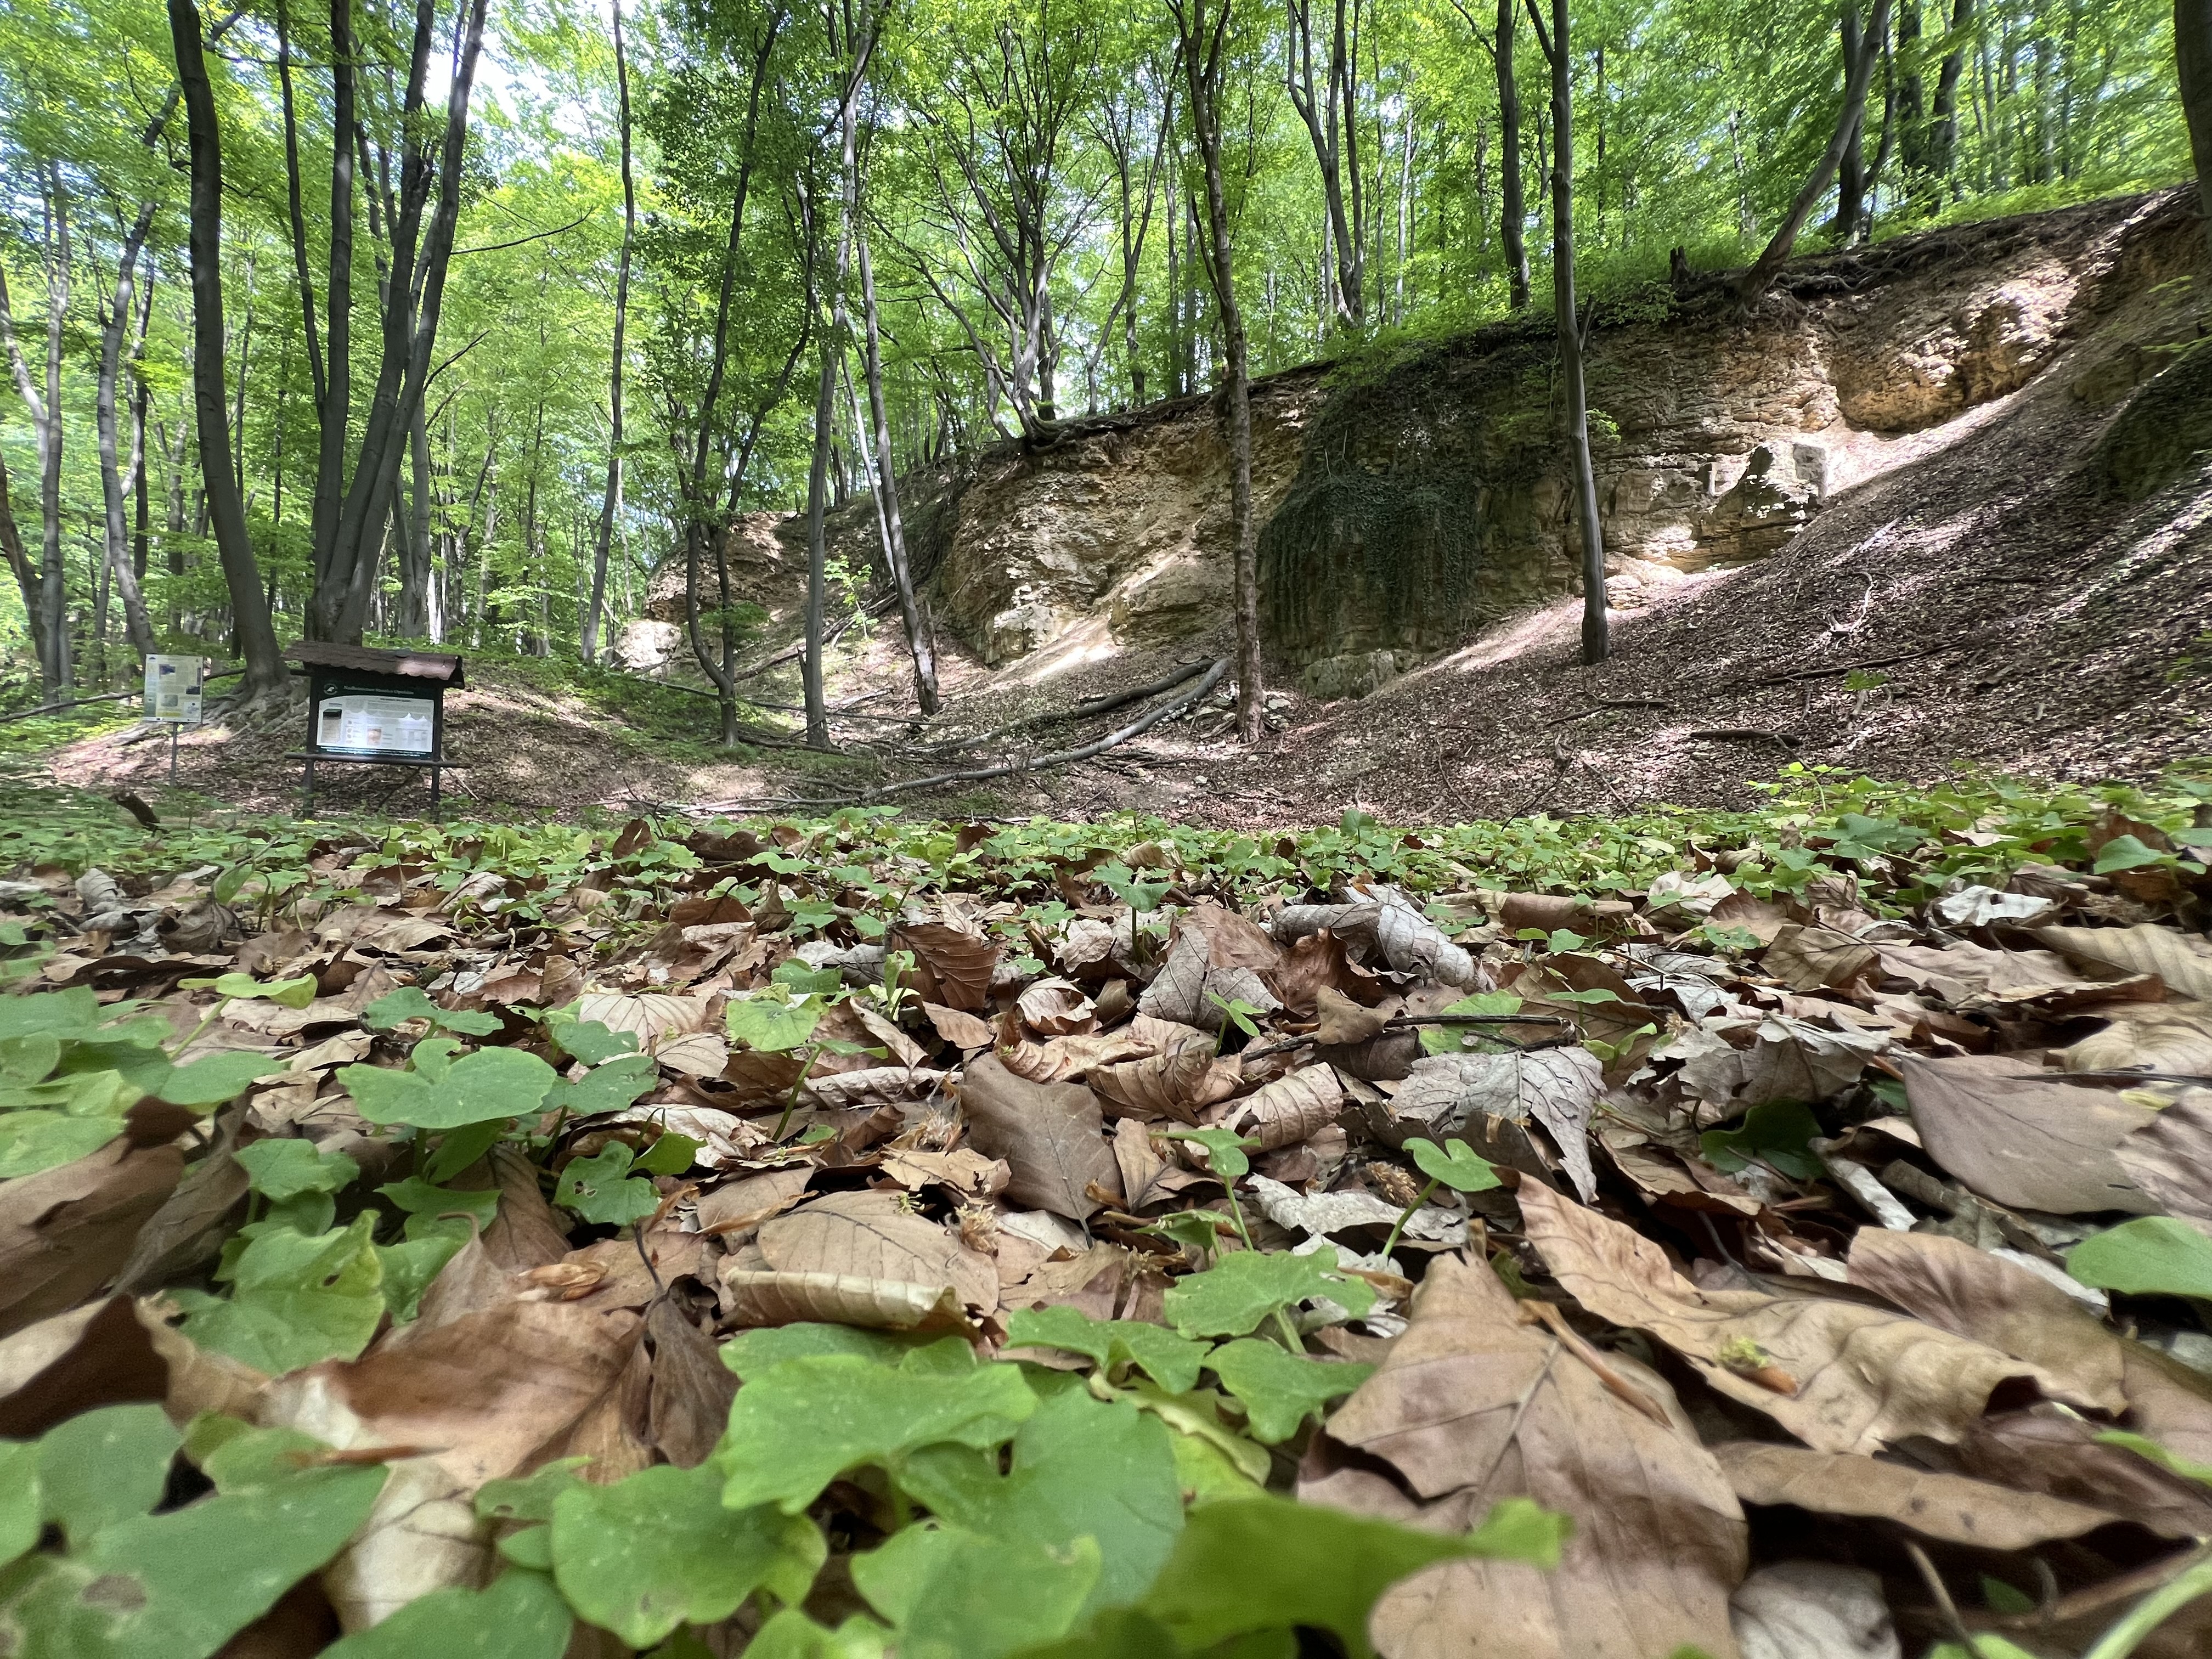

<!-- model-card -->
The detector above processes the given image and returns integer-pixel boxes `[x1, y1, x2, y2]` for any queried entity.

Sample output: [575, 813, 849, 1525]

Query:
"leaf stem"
[772, 1041, 819, 1140]
[2081, 1554, 2212, 1659]
[1381, 1177, 1440, 1260]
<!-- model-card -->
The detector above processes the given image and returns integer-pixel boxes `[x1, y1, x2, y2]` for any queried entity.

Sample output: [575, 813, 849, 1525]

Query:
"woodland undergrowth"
[2, 764, 2212, 1658]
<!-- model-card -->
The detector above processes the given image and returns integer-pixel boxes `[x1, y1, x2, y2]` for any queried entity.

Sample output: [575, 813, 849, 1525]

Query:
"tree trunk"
[1175, 0, 1261, 742]
[97, 206, 159, 658]
[0, 174, 72, 701]
[0, 451, 41, 679]
[2179, 0, 2212, 253]
[307, 0, 355, 620]
[802, 262, 847, 752]
[1737, 0, 1892, 298]
[1528, 0, 1607, 664]
[849, 103, 937, 714]
[1497, 0, 1530, 307]
[319, 0, 490, 644]
[1832, 2, 1870, 242]
[1928, 0, 1973, 196]
[169, 0, 287, 699]
[584, 0, 635, 666]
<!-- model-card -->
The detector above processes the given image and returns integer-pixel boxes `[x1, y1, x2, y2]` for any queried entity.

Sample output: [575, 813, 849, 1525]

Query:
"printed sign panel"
[143, 655, 204, 724]
[314, 693, 436, 755]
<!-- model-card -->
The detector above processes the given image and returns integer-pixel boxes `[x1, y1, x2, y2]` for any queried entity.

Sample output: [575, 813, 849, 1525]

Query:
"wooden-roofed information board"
[286, 644, 465, 815]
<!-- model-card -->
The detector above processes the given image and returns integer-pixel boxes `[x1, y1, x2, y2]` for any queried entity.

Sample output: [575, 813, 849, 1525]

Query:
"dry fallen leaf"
[1088, 1037, 1238, 1124]
[1220, 1064, 1346, 1151]
[1900, 1054, 2158, 1215]
[695, 1168, 813, 1241]
[1844, 1228, 2127, 1411]
[956, 1053, 1124, 1221]
[1731, 1562, 1900, 1659]
[2056, 1001, 2212, 1075]
[891, 919, 1002, 1011]
[1373, 1048, 1601, 1201]
[1517, 1181, 2095, 1453]
[644, 1295, 738, 1469]
[2034, 923, 2212, 1000]
[720, 1268, 975, 1333]
[1714, 1441, 2122, 1549]
[922, 1001, 996, 1049]
[1762, 924, 1877, 991]
[2115, 1088, 2212, 1224]
[1301, 1255, 1746, 1659]
[758, 1189, 997, 1313]
[0, 1136, 183, 1338]
[262, 1300, 644, 1628]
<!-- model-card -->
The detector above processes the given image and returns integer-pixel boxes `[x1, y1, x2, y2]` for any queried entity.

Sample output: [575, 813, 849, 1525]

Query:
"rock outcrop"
[911, 191, 2193, 681]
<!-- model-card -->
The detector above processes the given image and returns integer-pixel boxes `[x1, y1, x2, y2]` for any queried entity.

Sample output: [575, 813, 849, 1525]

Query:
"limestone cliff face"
[916, 191, 2187, 687]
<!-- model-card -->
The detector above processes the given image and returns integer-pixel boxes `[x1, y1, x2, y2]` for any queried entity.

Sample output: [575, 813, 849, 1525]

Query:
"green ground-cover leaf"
[900, 1387, 1184, 1612]
[321, 1568, 572, 1659]
[727, 993, 825, 1053]
[542, 1052, 661, 1115]
[234, 1139, 360, 1203]
[171, 1212, 386, 1373]
[1700, 1100, 1824, 1180]
[0, 1111, 128, 1178]
[853, 1523, 1102, 1659]
[1203, 1340, 1373, 1444]
[35, 1404, 180, 1547]
[545, 1016, 639, 1065]
[554, 1142, 659, 1224]
[364, 985, 503, 1036]
[1162, 1252, 1376, 1339]
[719, 1324, 969, 1380]
[551, 1462, 824, 1647]
[1005, 1307, 1212, 1393]
[2068, 1217, 2212, 1300]
[342, 1045, 558, 1130]
[156, 1051, 279, 1107]
[0, 1443, 385, 1659]
[716, 1354, 1038, 1513]
[376, 1176, 502, 1239]
[1134, 1494, 1551, 1658]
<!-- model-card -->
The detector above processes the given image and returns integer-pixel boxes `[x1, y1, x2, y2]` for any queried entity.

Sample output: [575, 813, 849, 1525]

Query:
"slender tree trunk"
[1929, 0, 1973, 195]
[1175, 0, 1261, 741]
[1833, 2, 1869, 241]
[1737, 0, 1893, 297]
[802, 222, 851, 752]
[0, 452, 42, 679]
[849, 109, 936, 714]
[2179, 0, 2212, 253]
[1497, 0, 1530, 308]
[169, 0, 287, 699]
[1527, 0, 1607, 664]
[0, 177, 74, 699]
[98, 207, 159, 658]
[584, 0, 636, 665]
[307, 0, 354, 619]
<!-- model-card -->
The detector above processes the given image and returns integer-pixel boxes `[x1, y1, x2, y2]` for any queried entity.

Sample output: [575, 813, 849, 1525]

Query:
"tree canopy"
[0, 0, 2192, 702]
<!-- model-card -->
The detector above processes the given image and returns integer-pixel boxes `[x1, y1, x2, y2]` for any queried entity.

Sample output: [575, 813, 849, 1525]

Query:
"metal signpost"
[142, 654, 205, 785]
[285, 644, 466, 816]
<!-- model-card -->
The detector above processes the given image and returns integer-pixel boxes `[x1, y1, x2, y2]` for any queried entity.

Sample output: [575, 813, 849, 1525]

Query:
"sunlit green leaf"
[1005, 1306, 1212, 1394]
[2068, 1217, 2212, 1300]
[853, 1523, 1101, 1659]
[554, 1142, 659, 1225]
[172, 1214, 386, 1373]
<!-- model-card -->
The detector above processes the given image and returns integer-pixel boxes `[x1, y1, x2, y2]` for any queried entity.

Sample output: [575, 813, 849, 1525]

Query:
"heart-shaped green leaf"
[235, 1139, 360, 1204]
[554, 1142, 659, 1225]
[1407, 1137, 1502, 1194]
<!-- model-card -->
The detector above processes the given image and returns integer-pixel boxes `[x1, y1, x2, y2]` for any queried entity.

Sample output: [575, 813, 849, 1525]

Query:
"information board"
[143, 655, 204, 723]
[313, 688, 437, 755]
